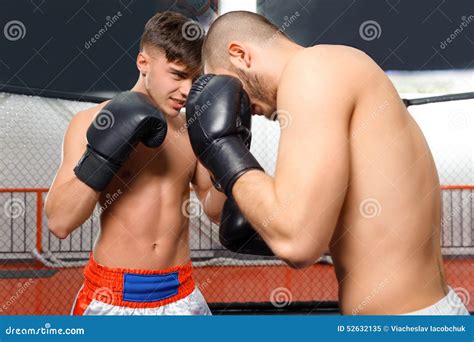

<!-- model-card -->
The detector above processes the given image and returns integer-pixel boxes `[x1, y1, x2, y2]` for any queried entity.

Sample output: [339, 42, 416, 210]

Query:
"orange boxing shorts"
[71, 254, 211, 315]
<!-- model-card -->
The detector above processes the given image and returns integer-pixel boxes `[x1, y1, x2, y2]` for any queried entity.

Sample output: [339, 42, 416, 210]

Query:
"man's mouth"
[170, 97, 186, 110]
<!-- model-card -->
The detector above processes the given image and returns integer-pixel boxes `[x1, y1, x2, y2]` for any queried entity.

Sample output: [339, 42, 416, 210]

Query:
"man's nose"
[180, 79, 193, 98]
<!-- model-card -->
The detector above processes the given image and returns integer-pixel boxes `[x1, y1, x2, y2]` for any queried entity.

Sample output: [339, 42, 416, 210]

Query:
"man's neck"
[270, 41, 304, 85]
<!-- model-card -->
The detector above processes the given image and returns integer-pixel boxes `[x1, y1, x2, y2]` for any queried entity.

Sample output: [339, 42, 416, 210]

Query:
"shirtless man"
[45, 11, 226, 315]
[185, 11, 470, 315]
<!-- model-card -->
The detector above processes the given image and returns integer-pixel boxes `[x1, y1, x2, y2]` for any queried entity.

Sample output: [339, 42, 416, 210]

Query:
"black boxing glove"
[74, 91, 167, 191]
[219, 199, 274, 256]
[186, 74, 263, 197]
[217, 101, 271, 255]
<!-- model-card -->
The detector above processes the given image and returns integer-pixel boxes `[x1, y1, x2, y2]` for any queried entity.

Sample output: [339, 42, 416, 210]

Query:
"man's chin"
[163, 107, 182, 118]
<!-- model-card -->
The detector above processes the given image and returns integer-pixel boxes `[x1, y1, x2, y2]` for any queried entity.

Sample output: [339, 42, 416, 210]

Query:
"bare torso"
[284, 45, 446, 314]
[323, 46, 446, 314]
[81, 106, 196, 270]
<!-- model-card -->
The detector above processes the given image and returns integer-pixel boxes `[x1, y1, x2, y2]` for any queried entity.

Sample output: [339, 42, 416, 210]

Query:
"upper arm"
[274, 48, 356, 255]
[191, 160, 227, 223]
[49, 104, 104, 191]
[191, 160, 213, 202]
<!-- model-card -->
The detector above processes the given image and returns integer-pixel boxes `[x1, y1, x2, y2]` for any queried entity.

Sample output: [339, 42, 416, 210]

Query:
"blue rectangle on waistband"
[123, 272, 179, 303]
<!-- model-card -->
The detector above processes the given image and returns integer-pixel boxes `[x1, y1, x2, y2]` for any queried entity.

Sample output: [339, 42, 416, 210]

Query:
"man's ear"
[228, 41, 251, 70]
[136, 51, 149, 76]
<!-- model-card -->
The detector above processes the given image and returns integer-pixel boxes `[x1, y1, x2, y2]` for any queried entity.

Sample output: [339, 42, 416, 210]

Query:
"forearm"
[45, 178, 99, 238]
[232, 170, 293, 247]
[233, 170, 322, 267]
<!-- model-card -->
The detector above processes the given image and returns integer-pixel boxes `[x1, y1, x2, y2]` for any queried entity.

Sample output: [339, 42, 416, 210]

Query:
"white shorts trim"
[79, 288, 211, 316]
[402, 287, 470, 315]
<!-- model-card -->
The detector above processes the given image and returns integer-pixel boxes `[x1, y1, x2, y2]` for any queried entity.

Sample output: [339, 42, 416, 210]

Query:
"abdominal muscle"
[92, 177, 192, 271]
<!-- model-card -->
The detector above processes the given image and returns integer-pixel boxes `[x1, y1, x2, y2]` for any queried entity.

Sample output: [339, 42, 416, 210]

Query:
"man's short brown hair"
[203, 11, 286, 70]
[140, 11, 203, 75]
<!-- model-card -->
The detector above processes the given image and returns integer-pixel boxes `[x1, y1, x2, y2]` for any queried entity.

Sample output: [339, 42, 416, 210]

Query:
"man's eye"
[172, 73, 185, 80]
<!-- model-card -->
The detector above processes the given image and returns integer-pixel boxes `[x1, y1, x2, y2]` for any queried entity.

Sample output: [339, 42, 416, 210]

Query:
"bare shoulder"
[67, 102, 108, 133]
[277, 46, 369, 124]
[71, 101, 108, 127]
[64, 101, 109, 148]
[279, 45, 384, 110]
[281, 45, 379, 85]
[306, 44, 369, 57]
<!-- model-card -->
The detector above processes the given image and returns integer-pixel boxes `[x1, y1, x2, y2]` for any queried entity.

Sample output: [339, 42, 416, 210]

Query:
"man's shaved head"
[202, 11, 287, 70]
[202, 11, 298, 118]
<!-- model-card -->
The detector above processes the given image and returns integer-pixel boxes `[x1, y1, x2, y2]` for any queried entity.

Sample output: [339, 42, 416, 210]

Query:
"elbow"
[206, 212, 221, 225]
[44, 201, 65, 238]
[48, 225, 71, 240]
[46, 217, 72, 240]
[272, 238, 322, 269]
[203, 200, 225, 225]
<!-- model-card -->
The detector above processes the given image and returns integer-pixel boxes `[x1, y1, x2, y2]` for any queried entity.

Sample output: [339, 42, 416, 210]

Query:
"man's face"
[140, 49, 195, 117]
[205, 65, 277, 119]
